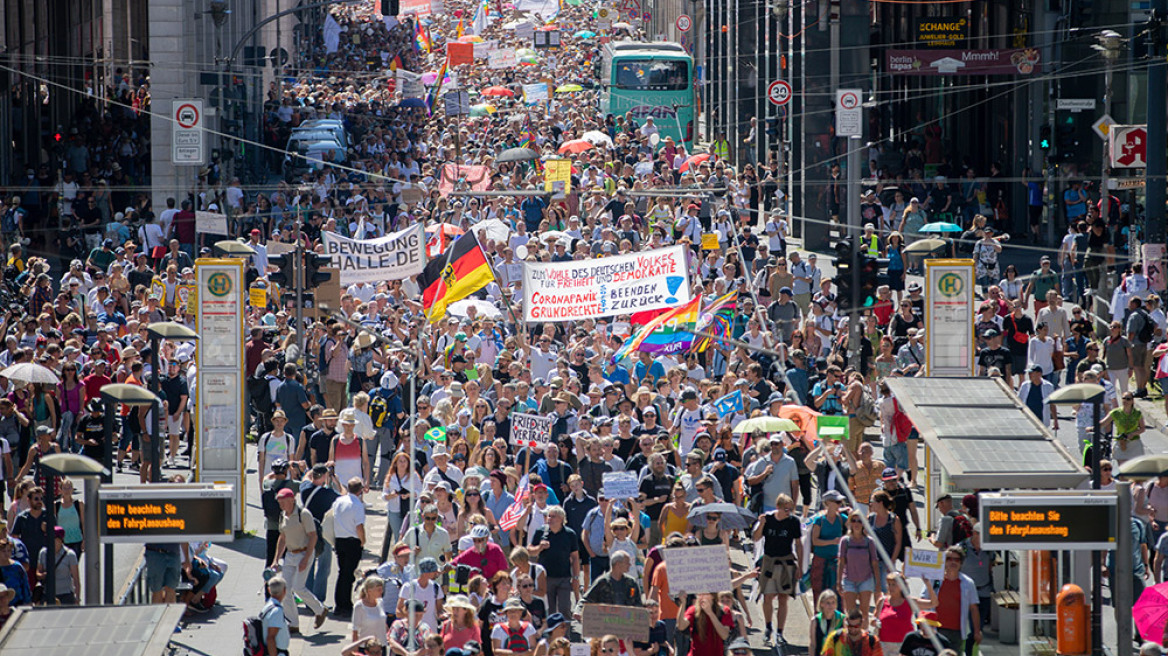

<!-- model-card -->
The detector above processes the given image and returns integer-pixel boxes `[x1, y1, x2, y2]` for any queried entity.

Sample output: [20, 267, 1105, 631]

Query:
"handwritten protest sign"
[510, 412, 553, 447]
[523, 82, 549, 104]
[581, 604, 651, 641]
[904, 548, 945, 580]
[570, 645, 590, 656]
[474, 39, 498, 59]
[195, 211, 228, 236]
[602, 472, 639, 500]
[663, 545, 733, 593]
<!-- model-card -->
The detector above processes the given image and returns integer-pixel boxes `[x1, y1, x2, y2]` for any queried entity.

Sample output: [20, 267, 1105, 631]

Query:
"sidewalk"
[166, 443, 390, 656]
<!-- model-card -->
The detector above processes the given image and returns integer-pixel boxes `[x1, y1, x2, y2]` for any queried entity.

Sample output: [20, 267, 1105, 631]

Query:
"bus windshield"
[613, 59, 689, 91]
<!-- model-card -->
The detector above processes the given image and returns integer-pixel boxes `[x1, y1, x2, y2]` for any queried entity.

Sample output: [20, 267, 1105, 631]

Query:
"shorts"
[841, 577, 876, 594]
[1132, 345, 1149, 369]
[145, 549, 181, 593]
[885, 442, 909, 470]
[760, 554, 798, 596]
[166, 414, 184, 437]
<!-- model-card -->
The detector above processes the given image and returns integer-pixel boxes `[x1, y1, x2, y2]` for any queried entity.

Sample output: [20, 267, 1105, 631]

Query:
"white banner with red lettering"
[522, 245, 691, 322]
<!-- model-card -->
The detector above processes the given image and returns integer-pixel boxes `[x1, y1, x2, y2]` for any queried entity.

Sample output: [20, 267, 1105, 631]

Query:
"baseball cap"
[881, 467, 898, 480]
[276, 488, 296, 499]
[822, 490, 846, 503]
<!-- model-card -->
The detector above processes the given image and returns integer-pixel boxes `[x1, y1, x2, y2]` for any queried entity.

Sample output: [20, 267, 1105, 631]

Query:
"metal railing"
[116, 549, 149, 605]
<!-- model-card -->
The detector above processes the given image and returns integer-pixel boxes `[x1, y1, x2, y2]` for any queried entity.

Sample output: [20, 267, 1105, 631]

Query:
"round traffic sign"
[838, 90, 860, 110]
[175, 103, 200, 129]
[676, 14, 692, 31]
[767, 80, 791, 106]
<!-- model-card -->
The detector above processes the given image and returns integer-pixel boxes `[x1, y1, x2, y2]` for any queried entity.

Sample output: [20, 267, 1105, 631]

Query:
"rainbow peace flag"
[695, 291, 738, 352]
[613, 296, 702, 361]
[414, 22, 432, 53]
[424, 58, 449, 115]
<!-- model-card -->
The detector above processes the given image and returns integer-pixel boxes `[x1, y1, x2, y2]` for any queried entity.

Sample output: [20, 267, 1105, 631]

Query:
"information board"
[979, 493, 1117, 550]
[924, 259, 975, 376]
[99, 485, 234, 543]
[663, 544, 733, 593]
[581, 604, 651, 641]
[196, 259, 246, 531]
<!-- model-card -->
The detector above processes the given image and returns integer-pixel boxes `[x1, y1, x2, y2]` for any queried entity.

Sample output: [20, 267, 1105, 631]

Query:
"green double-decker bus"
[599, 42, 695, 147]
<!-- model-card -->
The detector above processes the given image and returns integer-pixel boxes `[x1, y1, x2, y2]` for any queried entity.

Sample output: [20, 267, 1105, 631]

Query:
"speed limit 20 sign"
[767, 80, 791, 106]
[675, 15, 692, 31]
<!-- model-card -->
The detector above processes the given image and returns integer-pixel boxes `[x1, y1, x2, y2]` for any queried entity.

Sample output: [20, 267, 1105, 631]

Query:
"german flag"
[419, 231, 494, 323]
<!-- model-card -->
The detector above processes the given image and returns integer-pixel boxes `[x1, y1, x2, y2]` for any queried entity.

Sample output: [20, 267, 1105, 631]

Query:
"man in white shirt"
[248, 229, 269, 273]
[330, 477, 366, 618]
[347, 281, 376, 304]
[158, 198, 179, 238]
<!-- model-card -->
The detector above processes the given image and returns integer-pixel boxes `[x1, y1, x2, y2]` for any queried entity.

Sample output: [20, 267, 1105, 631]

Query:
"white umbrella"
[539, 230, 570, 243]
[1, 363, 60, 385]
[582, 130, 613, 147]
[448, 299, 503, 319]
[470, 218, 513, 244]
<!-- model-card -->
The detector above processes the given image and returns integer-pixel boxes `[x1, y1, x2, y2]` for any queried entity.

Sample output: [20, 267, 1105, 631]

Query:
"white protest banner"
[321, 224, 425, 286]
[523, 82, 549, 105]
[581, 604, 651, 641]
[663, 544, 733, 593]
[514, 21, 536, 40]
[397, 69, 424, 99]
[474, 39, 498, 59]
[510, 412, 554, 447]
[570, 645, 590, 656]
[602, 472, 639, 500]
[489, 49, 517, 70]
[904, 548, 945, 580]
[195, 211, 228, 236]
[400, 0, 433, 16]
[523, 245, 691, 322]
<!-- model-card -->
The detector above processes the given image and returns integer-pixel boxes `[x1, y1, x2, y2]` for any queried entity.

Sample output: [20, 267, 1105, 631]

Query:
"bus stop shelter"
[0, 604, 185, 656]
[884, 376, 1088, 491]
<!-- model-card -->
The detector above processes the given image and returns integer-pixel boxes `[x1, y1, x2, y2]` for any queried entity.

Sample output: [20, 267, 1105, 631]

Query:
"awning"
[885, 377, 1089, 489]
[0, 604, 186, 656]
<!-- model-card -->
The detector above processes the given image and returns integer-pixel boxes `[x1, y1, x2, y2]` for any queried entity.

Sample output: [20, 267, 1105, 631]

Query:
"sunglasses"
[520, 583, 534, 588]
[424, 516, 438, 521]
[466, 491, 481, 497]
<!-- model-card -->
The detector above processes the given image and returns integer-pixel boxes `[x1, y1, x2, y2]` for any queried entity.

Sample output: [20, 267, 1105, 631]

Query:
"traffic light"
[304, 252, 334, 288]
[1039, 124, 1052, 151]
[765, 117, 780, 139]
[1056, 124, 1077, 161]
[382, 0, 399, 15]
[833, 238, 854, 312]
[858, 254, 889, 308]
[269, 253, 295, 287]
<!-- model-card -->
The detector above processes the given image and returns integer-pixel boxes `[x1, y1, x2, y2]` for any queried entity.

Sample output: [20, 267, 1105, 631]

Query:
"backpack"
[1137, 309, 1155, 344]
[242, 603, 276, 656]
[503, 622, 531, 652]
[261, 479, 292, 521]
[1, 208, 18, 233]
[369, 391, 391, 428]
[249, 376, 273, 415]
[949, 510, 974, 546]
[855, 388, 879, 427]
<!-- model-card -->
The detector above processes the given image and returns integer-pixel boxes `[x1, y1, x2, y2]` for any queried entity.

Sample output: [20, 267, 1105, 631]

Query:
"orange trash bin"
[1057, 583, 1090, 656]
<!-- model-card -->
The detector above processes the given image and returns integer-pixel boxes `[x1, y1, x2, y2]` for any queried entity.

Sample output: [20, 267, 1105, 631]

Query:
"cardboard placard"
[474, 39, 498, 59]
[602, 471, 639, 500]
[523, 83, 549, 105]
[904, 548, 945, 580]
[489, 49, 517, 69]
[581, 604, 651, 641]
[447, 42, 475, 66]
[510, 412, 554, 446]
[701, 233, 720, 250]
[663, 545, 733, 594]
[444, 90, 471, 117]
[195, 211, 229, 236]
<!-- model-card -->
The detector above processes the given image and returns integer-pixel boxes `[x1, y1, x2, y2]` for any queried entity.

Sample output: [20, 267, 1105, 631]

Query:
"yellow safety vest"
[712, 139, 730, 160]
[865, 234, 879, 257]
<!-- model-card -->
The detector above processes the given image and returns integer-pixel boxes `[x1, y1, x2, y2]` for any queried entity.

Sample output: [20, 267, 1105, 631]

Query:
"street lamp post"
[1048, 382, 1106, 656]
[39, 453, 109, 605]
[145, 322, 199, 484]
[99, 383, 163, 603]
[1092, 31, 1123, 233]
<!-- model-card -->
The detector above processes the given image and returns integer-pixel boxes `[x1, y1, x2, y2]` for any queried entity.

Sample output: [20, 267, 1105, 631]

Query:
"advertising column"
[195, 259, 246, 531]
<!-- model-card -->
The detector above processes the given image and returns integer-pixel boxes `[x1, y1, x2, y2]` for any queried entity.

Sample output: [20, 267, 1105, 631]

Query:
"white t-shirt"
[491, 622, 537, 651]
[351, 601, 388, 644]
[398, 579, 444, 629]
[259, 431, 293, 461]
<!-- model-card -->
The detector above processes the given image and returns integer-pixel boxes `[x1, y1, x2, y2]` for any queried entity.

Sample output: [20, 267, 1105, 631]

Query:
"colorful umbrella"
[919, 221, 963, 233]
[516, 48, 537, 58]
[556, 83, 584, 93]
[732, 416, 801, 435]
[679, 153, 711, 173]
[558, 139, 594, 154]
[582, 130, 613, 147]
[776, 404, 821, 448]
[470, 104, 497, 117]
[481, 86, 515, 97]
[1134, 582, 1168, 644]
[458, 35, 484, 43]
[518, 56, 539, 66]
[573, 30, 597, 39]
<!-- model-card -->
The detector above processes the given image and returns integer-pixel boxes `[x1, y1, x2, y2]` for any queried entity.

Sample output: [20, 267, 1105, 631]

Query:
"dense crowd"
[1, 0, 1168, 655]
